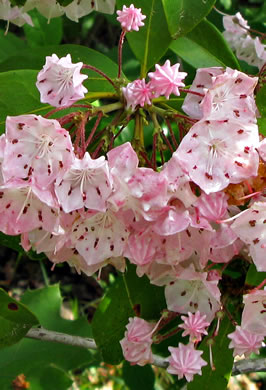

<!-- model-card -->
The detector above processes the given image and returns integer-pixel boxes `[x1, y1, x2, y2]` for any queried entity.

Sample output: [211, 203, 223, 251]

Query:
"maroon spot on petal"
[223, 119, 228, 123]
[47, 164, 51, 175]
[244, 146, 250, 154]
[252, 210, 259, 214]
[39, 79, 46, 83]
[235, 161, 243, 167]
[189, 301, 193, 307]
[28, 166, 33, 177]
[91, 226, 95, 231]
[12, 139, 18, 144]
[59, 161, 63, 169]
[94, 238, 99, 248]
[110, 244, 114, 251]
[79, 235, 84, 240]
[260, 310, 266, 314]
[91, 1, 95, 7]
[51, 209, 55, 214]
[186, 229, 191, 237]
[121, 237, 125, 241]
[194, 303, 198, 309]
[235, 78, 242, 84]
[196, 84, 204, 88]
[0, 192, 3, 198]
[48, 141, 53, 147]
[187, 149, 192, 153]
[192, 133, 198, 138]
[66, 148, 71, 152]
[85, 227, 88, 232]
[240, 94, 247, 99]
[162, 238, 166, 244]
[249, 220, 256, 227]
[253, 238, 260, 244]
[193, 165, 197, 170]
[205, 120, 210, 124]
[38, 211, 43, 222]
[47, 89, 53, 95]
[234, 110, 240, 117]
[237, 129, 244, 134]
[225, 173, 230, 178]
[18, 123, 25, 130]
[82, 192, 86, 201]
[17, 154, 22, 158]
[205, 172, 213, 180]
[68, 187, 72, 196]
[5, 203, 11, 209]
[24, 164, 28, 169]
[73, 249, 79, 255]
[50, 234, 53, 239]
[96, 187, 101, 196]
[23, 207, 28, 214]
[170, 281, 175, 285]
[263, 219, 266, 224]
[8, 302, 18, 311]
[181, 291, 186, 296]
[58, 98, 63, 106]
[208, 298, 213, 311]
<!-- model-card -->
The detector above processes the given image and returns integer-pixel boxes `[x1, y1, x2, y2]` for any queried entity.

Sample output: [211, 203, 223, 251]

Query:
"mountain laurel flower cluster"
[223, 12, 266, 69]
[0, 2, 265, 385]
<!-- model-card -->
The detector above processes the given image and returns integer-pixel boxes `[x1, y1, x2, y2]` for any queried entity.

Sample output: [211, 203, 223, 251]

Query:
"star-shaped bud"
[117, 4, 146, 32]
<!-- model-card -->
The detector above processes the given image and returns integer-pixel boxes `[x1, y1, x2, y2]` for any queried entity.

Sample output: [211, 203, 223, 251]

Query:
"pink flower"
[167, 343, 207, 382]
[148, 60, 187, 99]
[36, 54, 88, 107]
[258, 138, 266, 162]
[55, 152, 112, 213]
[228, 326, 264, 357]
[3, 114, 74, 190]
[241, 290, 266, 336]
[116, 4, 146, 32]
[231, 202, 266, 272]
[122, 79, 153, 111]
[176, 119, 259, 194]
[120, 317, 154, 366]
[180, 311, 210, 342]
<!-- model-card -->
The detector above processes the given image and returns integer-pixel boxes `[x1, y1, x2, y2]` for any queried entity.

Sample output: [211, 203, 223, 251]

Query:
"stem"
[165, 119, 178, 149]
[44, 104, 92, 118]
[160, 131, 174, 154]
[40, 260, 49, 287]
[139, 151, 153, 169]
[118, 30, 126, 78]
[154, 327, 182, 343]
[92, 139, 105, 159]
[122, 273, 134, 310]
[82, 64, 117, 90]
[85, 111, 103, 149]
[152, 132, 158, 170]
[93, 101, 123, 115]
[134, 112, 144, 148]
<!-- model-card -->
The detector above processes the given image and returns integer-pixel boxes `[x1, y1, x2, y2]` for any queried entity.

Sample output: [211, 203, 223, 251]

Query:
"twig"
[25, 327, 266, 374]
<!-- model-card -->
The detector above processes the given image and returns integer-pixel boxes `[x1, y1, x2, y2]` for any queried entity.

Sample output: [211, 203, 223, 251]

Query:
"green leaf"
[162, 0, 216, 38]
[23, 9, 63, 47]
[187, 316, 234, 390]
[0, 232, 22, 253]
[123, 361, 155, 390]
[256, 85, 266, 118]
[57, 0, 74, 5]
[246, 264, 266, 286]
[116, 0, 172, 77]
[0, 288, 39, 348]
[0, 30, 27, 64]
[258, 117, 266, 136]
[0, 285, 96, 390]
[170, 19, 240, 69]
[10, 0, 26, 5]
[92, 264, 165, 364]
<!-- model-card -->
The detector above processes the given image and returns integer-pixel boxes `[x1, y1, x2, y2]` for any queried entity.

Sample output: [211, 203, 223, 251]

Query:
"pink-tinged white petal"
[122, 79, 153, 111]
[55, 152, 112, 213]
[116, 4, 146, 32]
[241, 290, 266, 336]
[228, 325, 264, 357]
[176, 119, 259, 194]
[120, 317, 154, 366]
[148, 60, 187, 99]
[107, 142, 139, 180]
[165, 266, 221, 322]
[231, 202, 266, 272]
[3, 114, 74, 189]
[0, 134, 6, 185]
[71, 210, 129, 265]
[195, 192, 228, 222]
[180, 311, 210, 342]
[167, 343, 207, 382]
[223, 12, 249, 34]
[36, 54, 88, 107]
[236, 35, 265, 70]
[258, 138, 266, 162]
[182, 67, 224, 119]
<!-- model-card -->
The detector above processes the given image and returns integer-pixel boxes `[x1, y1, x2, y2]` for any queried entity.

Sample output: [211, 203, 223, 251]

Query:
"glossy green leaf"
[10, 0, 26, 5]
[116, 0, 172, 77]
[0, 30, 27, 64]
[57, 0, 74, 5]
[92, 264, 165, 364]
[123, 361, 155, 390]
[187, 316, 234, 390]
[256, 85, 266, 118]
[170, 19, 240, 69]
[23, 9, 63, 47]
[258, 118, 266, 136]
[162, 0, 216, 38]
[0, 232, 22, 253]
[246, 264, 266, 286]
[0, 285, 96, 390]
[0, 288, 39, 348]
